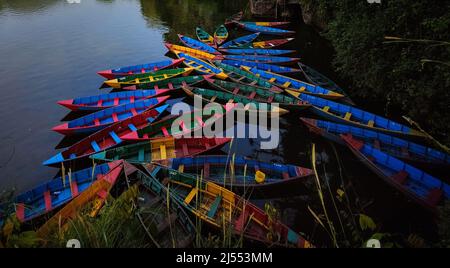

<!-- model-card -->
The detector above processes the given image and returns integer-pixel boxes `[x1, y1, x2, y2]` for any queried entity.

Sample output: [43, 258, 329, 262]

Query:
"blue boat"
[221, 59, 301, 74]
[243, 66, 345, 100]
[11, 161, 123, 223]
[176, 52, 227, 79]
[301, 118, 450, 165]
[342, 134, 450, 212]
[52, 97, 169, 135]
[97, 58, 184, 79]
[224, 54, 300, 64]
[57, 89, 170, 111]
[236, 22, 295, 36]
[219, 48, 296, 56]
[219, 33, 260, 49]
[162, 155, 314, 190]
[286, 90, 426, 139]
[178, 34, 220, 55]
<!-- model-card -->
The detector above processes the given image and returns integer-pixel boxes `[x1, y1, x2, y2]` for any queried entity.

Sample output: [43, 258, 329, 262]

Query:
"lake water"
[0, 0, 440, 246]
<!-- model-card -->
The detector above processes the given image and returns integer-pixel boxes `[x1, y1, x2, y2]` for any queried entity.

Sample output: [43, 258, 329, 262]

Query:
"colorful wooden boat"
[178, 34, 220, 55]
[57, 90, 170, 111]
[214, 61, 282, 93]
[90, 137, 231, 164]
[236, 22, 295, 36]
[224, 55, 300, 64]
[97, 58, 184, 79]
[341, 134, 450, 212]
[298, 62, 353, 103]
[136, 170, 196, 248]
[196, 27, 214, 46]
[286, 90, 426, 139]
[251, 38, 294, 48]
[121, 104, 236, 142]
[301, 118, 450, 165]
[205, 78, 310, 111]
[221, 59, 301, 74]
[145, 164, 313, 248]
[220, 48, 295, 56]
[241, 21, 290, 27]
[219, 33, 260, 49]
[242, 66, 345, 100]
[13, 161, 123, 223]
[52, 97, 169, 135]
[159, 155, 314, 190]
[36, 161, 125, 237]
[102, 68, 194, 89]
[175, 52, 228, 79]
[164, 43, 223, 61]
[214, 24, 228, 45]
[182, 86, 289, 117]
[44, 105, 168, 166]
[121, 75, 209, 91]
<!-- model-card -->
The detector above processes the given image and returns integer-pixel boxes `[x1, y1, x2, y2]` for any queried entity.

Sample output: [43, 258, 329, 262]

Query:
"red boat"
[52, 96, 169, 135]
[57, 89, 170, 111]
[43, 105, 169, 166]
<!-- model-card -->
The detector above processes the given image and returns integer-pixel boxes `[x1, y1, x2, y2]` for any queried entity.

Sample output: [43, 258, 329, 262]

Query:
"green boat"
[121, 75, 209, 90]
[214, 24, 228, 45]
[102, 68, 194, 89]
[182, 86, 289, 117]
[205, 78, 310, 111]
[90, 137, 231, 164]
[121, 104, 236, 142]
[195, 27, 214, 46]
[214, 61, 283, 93]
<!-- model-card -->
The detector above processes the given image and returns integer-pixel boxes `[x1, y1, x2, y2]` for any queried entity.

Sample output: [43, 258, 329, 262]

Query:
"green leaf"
[359, 214, 376, 231]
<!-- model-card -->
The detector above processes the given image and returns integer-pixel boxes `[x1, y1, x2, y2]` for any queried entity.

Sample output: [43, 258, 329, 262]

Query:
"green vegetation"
[301, 0, 450, 144]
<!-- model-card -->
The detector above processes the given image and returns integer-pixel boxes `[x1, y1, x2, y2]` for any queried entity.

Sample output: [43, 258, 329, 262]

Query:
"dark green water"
[0, 0, 440, 246]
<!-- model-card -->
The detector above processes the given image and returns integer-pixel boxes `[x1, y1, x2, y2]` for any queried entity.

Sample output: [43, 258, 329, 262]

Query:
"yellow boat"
[103, 68, 194, 89]
[165, 43, 222, 61]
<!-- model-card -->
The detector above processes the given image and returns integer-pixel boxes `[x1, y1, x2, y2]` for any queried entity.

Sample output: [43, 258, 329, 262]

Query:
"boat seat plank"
[322, 106, 330, 112]
[161, 126, 170, 137]
[248, 91, 257, 99]
[70, 180, 79, 197]
[138, 147, 145, 162]
[97, 99, 103, 107]
[232, 88, 240, 94]
[113, 98, 119, 106]
[109, 131, 122, 144]
[91, 141, 101, 152]
[184, 188, 198, 205]
[282, 81, 291, 88]
[367, 120, 375, 127]
[178, 164, 184, 173]
[131, 108, 138, 116]
[160, 144, 167, 159]
[94, 118, 101, 126]
[128, 124, 138, 131]
[207, 195, 222, 219]
[44, 190, 52, 212]
[344, 112, 352, 121]
[112, 113, 119, 122]
[130, 96, 135, 102]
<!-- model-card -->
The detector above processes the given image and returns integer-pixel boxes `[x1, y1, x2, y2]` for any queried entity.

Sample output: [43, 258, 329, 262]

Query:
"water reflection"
[0, 0, 58, 14]
[139, 0, 247, 42]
